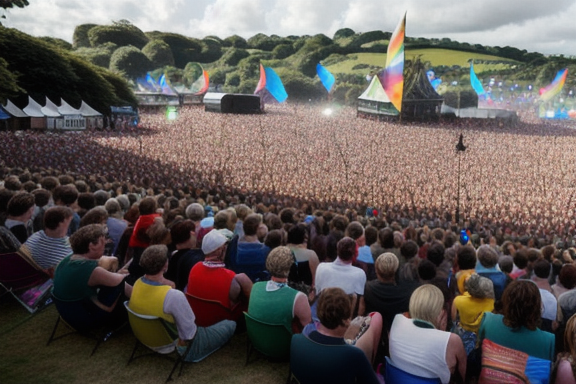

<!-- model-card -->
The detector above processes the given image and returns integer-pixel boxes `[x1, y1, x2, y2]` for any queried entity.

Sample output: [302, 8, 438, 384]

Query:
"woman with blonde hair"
[389, 284, 466, 383]
[552, 313, 576, 384]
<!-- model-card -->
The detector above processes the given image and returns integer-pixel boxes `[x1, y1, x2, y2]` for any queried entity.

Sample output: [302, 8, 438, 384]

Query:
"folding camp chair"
[244, 311, 292, 364]
[124, 301, 193, 383]
[185, 292, 237, 327]
[0, 251, 52, 313]
[47, 294, 122, 356]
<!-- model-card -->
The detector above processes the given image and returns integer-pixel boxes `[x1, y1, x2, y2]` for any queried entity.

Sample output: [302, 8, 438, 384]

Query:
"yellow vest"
[129, 278, 175, 324]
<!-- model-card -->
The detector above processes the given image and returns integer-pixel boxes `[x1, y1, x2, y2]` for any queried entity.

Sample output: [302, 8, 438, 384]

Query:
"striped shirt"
[21, 231, 72, 270]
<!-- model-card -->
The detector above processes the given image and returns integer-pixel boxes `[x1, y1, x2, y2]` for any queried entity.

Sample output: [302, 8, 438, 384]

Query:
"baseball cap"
[201, 229, 228, 254]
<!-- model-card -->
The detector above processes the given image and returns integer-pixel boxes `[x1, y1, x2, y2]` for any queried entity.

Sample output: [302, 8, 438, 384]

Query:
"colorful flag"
[470, 62, 485, 97]
[380, 12, 406, 112]
[254, 64, 288, 103]
[316, 63, 335, 93]
[539, 68, 568, 102]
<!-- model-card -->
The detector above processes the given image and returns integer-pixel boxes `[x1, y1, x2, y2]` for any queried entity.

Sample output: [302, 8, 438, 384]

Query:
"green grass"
[0, 295, 288, 384]
[326, 49, 518, 75]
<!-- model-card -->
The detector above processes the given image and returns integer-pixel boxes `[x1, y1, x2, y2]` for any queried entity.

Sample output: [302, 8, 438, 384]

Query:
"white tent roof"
[58, 98, 81, 115]
[23, 96, 45, 117]
[358, 76, 391, 102]
[2, 100, 28, 117]
[78, 101, 102, 117]
[42, 97, 62, 117]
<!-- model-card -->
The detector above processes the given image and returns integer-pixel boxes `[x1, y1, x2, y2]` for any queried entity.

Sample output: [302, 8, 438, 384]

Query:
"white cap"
[201, 229, 228, 255]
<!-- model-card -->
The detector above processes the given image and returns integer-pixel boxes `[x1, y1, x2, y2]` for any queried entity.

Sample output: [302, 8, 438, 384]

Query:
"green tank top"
[53, 255, 98, 301]
[248, 281, 298, 332]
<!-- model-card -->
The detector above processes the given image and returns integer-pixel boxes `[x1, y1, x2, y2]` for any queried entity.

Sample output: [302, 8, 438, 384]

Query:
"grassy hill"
[325, 49, 518, 75]
[2, 20, 576, 108]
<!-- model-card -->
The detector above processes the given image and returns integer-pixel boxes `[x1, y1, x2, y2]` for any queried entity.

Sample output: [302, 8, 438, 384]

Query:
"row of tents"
[0, 96, 104, 131]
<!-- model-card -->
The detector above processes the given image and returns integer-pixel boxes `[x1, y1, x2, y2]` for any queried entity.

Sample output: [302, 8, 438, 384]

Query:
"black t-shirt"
[364, 279, 420, 332]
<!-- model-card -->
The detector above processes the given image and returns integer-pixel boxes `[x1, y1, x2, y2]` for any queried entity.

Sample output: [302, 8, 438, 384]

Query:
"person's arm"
[98, 256, 119, 272]
[308, 252, 319, 288]
[358, 295, 366, 316]
[446, 333, 467, 382]
[88, 266, 126, 287]
[293, 292, 312, 329]
[554, 358, 576, 384]
[229, 273, 252, 304]
[451, 299, 458, 322]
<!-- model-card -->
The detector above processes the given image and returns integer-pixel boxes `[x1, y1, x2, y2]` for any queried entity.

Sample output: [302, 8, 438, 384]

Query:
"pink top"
[555, 358, 576, 384]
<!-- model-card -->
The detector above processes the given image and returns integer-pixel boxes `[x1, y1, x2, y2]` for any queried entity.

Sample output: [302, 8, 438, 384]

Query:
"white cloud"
[3, 0, 576, 56]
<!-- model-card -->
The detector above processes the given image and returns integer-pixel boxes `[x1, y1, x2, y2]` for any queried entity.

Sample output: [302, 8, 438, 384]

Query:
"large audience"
[3, 104, 576, 383]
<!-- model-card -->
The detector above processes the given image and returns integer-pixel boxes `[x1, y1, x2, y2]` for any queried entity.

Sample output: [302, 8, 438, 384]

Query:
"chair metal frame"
[47, 295, 120, 356]
[244, 312, 292, 384]
[124, 301, 193, 383]
[244, 311, 292, 364]
[0, 251, 52, 313]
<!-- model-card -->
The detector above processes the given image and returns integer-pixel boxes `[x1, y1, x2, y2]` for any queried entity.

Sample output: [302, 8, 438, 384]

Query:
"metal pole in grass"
[455, 133, 467, 224]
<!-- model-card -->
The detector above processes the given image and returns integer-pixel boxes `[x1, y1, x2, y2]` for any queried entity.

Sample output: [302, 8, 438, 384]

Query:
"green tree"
[74, 43, 117, 68]
[142, 39, 174, 68]
[0, 0, 29, 25]
[38, 37, 73, 51]
[223, 34, 248, 48]
[200, 37, 223, 63]
[225, 72, 241, 88]
[281, 70, 324, 101]
[333, 28, 355, 40]
[73, 24, 97, 48]
[0, 57, 24, 102]
[209, 68, 227, 86]
[272, 44, 294, 60]
[149, 33, 203, 68]
[95, 67, 137, 107]
[246, 33, 292, 51]
[220, 47, 249, 66]
[109, 45, 153, 80]
[88, 22, 149, 49]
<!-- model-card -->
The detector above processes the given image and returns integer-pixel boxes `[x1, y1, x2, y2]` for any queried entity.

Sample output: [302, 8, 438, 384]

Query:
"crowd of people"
[1, 104, 576, 246]
[3, 104, 576, 382]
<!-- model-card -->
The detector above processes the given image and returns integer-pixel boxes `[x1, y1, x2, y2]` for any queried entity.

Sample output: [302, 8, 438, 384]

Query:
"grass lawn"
[326, 49, 518, 75]
[0, 295, 289, 384]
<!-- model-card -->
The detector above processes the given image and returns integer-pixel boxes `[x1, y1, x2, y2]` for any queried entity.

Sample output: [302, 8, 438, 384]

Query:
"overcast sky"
[3, 0, 576, 57]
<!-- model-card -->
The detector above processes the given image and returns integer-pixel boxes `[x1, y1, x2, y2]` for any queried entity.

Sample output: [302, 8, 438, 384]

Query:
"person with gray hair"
[129, 244, 235, 362]
[105, 198, 128, 256]
[389, 284, 467, 383]
[451, 274, 495, 354]
[476, 244, 507, 301]
[115, 194, 131, 215]
[185, 202, 204, 230]
[363, 252, 420, 334]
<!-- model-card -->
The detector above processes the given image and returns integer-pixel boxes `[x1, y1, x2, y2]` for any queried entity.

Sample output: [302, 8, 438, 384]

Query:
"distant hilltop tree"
[0, 0, 29, 25]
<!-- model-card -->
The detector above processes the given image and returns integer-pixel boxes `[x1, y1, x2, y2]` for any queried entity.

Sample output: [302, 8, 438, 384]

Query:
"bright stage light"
[323, 108, 333, 116]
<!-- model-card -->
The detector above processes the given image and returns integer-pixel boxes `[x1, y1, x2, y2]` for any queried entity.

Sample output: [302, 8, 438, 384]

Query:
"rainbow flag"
[380, 12, 406, 112]
[539, 68, 568, 102]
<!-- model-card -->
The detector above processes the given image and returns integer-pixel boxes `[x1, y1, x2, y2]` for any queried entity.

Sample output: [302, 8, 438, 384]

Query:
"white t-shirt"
[314, 258, 366, 295]
[539, 288, 557, 321]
